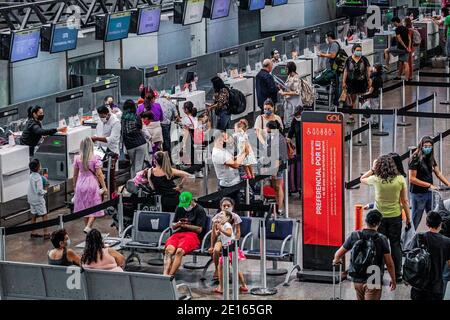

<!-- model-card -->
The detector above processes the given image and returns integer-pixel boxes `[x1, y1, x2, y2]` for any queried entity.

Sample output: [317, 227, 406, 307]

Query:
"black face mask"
[37, 115, 44, 121]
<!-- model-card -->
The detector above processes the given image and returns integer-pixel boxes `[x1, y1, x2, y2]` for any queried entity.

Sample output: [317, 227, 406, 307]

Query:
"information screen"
[51, 23, 78, 53]
[301, 112, 344, 252]
[249, 0, 265, 10]
[183, 0, 205, 26]
[138, 6, 161, 35]
[10, 29, 40, 63]
[272, 0, 288, 5]
[211, 0, 231, 20]
[106, 11, 132, 42]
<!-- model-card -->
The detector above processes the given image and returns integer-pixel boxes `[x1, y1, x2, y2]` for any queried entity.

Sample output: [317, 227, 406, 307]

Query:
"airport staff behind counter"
[20, 105, 64, 157]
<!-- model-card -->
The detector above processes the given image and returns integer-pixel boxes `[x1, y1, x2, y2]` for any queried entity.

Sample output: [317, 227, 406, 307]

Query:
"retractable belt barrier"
[4, 198, 119, 236]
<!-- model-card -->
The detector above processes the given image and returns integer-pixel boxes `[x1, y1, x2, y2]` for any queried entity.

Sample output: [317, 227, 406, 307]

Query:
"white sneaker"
[195, 171, 204, 178]
[83, 226, 92, 234]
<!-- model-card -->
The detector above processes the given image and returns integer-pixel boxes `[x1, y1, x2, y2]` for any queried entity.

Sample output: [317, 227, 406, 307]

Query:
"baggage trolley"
[331, 263, 343, 300]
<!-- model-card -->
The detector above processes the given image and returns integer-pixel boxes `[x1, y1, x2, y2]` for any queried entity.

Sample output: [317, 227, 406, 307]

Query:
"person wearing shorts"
[384, 17, 411, 80]
[27, 159, 50, 239]
[163, 191, 206, 276]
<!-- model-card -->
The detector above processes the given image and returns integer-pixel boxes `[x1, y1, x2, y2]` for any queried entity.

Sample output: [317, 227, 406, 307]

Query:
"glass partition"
[144, 67, 170, 93]
[304, 28, 321, 54]
[175, 60, 198, 91]
[220, 50, 240, 76]
[282, 33, 300, 60]
[245, 43, 265, 71]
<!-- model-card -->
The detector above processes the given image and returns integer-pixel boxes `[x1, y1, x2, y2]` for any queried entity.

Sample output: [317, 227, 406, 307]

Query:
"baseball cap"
[178, 191, 193, 208]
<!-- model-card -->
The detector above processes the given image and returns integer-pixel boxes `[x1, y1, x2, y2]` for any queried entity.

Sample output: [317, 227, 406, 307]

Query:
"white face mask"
[325, 38, 330, 44]
[66, 238, 71, 247]
[100, 117, 108, 124]
[185, 205, 193, 212]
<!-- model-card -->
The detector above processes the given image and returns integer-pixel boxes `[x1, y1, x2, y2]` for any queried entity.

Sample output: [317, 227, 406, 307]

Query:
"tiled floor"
[5, 69, 450, 300]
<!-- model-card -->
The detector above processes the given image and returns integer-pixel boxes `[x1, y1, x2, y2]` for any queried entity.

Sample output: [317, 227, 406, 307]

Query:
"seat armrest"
[158, 227, 173, 247]
[280, 234, 293, 255]
[241, 232, 253, 251]
[200, 230, 213, 251]
[176, 283, 193, 300]
[120, 225, 133, 240]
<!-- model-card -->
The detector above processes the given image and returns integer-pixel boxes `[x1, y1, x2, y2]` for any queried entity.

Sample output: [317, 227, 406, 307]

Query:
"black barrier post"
[118, 194, 124, 236]
[398, 80, 411, 126]
[250, 219, 278, 296]
[408, 146, 415, 186]
[283, 220, 301, 286]
[440, 132, 444, 187]
[441, 65, 450, 105]
[416, 85, 420, 145]
[373, 88, 389, 136]
[368, 118, 373, 169]
[222, 244, 230, 300]
[284, 166, 289, 218]
[354, 96, 367, 147]
[231, 240, 239, 301]
[245, 179, 250, 217]
[0, 227, 5, 261]
[203, 162, 208, 197]
[433, 92, 437, 136]
[393, 109, 398, 153]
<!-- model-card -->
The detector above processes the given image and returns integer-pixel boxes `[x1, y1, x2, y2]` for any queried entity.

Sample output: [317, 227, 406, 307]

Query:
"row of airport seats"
[0, 261, 191, 300]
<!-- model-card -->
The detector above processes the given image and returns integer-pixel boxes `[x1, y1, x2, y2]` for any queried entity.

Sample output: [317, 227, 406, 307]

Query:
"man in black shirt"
[333, 210, 396, 300]
[163, 191, 207, 276]
[256, 59, 278, 110]
[408, 211, 450, 300]
[384, 17, 411, 80]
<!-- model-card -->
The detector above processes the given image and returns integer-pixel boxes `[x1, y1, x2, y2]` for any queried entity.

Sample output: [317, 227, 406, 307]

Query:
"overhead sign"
[301, 111, 345, 270]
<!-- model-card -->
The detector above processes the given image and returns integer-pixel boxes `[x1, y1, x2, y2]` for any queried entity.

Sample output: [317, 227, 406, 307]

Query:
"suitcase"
[331, 263, 343, 300]
[431, 57, 447, 69]
[288, 156, 301, 194]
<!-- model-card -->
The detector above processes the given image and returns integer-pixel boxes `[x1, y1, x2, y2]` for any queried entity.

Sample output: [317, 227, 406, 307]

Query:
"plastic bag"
[401, 222, 416, 252]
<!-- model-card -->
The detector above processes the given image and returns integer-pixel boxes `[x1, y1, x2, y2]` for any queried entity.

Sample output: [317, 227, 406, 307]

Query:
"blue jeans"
[333, 73, 341, 107]
[216, 109, 231, 131]
[410, 192, 432, 230]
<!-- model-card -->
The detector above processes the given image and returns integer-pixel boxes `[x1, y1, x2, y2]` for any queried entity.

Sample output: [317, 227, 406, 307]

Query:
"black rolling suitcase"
[331, 263, 343, 300]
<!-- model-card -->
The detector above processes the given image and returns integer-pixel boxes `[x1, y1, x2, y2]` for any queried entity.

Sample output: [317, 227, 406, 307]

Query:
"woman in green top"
[361, 154, 412, 281]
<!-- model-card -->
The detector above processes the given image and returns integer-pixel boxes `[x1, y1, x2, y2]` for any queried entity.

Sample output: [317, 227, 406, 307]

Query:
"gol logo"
[326, 114, 342, 122]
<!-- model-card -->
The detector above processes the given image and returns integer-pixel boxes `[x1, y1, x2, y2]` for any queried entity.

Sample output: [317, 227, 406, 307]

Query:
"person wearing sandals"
[209, 198, 242, 284]
[48, 229, 81, 266]
[342, 44, 371, 124]
[213, 210, 248, 294]
[28, 159, 50, 239]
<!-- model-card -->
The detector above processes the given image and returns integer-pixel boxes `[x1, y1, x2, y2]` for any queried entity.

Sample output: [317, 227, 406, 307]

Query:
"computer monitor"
[41, 23, 78, 54]
[1, 28, 41, 63]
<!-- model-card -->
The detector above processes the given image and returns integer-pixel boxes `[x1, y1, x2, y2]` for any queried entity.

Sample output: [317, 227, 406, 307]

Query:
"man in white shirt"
[92, 105, 121, 195]
[211, 130, 248, 203]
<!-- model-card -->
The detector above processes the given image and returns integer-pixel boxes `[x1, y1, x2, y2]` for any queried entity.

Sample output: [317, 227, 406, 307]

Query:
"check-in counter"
[224, 77, 254, 120]
[0, 145, 30, 203]
[413, 19, 439, 51]
[299, 54, 321, 75]
[170, 90, 206, 118]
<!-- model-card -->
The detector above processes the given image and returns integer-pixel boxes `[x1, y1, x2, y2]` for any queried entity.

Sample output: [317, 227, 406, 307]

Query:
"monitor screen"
[10, 29, 40, 63]
[370, 0, 389, 5]
[272, 0, 288, 5]
[211, 0, 231, 19]
[249, 0, 265, 11]
[106, 11, 131, 42]
[183, 0, 205, 25]
[50, 23, 78, 53]
[138, 6, 161, 35]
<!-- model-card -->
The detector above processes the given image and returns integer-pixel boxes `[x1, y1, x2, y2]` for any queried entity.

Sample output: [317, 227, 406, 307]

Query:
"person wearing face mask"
[318, 32, 341, 108]
[254, 99, 284, 145]
[20, 105, 65, 157]
[48, 229, 81, 266]
[163, 192, 206, 276]
[120, 100, 147, 179]
[92, 105, 121, 196]
[256, 59, 278, 111]
[287, 106, 303, 195]
[342, 44, 371, 124]
[141, 111, 163, 162]
[384, 17, 411, 79]
[409, 136, 450, 230]
[212, 130, 249, 204]
[104, 95, 122, 120]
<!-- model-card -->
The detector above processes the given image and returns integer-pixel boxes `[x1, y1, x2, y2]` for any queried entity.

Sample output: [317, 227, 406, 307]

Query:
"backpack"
[403, 233, 432, 290]
[300, 78, 315, 107]
[313, 68, 336, 86]
[412, 29, 422, 47]
[331, 42, 348, 75]
[348, 231, 379, 280]
[227, 88, 246, 115]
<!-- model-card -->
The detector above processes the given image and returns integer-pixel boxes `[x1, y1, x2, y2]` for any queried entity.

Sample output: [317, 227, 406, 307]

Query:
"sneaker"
[195, 171, 204, 178]
[83, 226, 92, 234]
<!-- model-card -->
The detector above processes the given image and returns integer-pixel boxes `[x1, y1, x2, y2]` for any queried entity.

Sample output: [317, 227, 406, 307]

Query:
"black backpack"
[227, 87, 246, 115]
[403, 233, 432, 290]
[348, 231, 379, 280]
[331, 42, 348, 75]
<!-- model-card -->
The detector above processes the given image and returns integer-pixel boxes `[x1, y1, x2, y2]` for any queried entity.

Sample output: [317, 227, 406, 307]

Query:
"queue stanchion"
[433, 92, 437, 136]
[58, 214, 64, 229]
[416, 84, 420, 146]
[222, 245, 230, 300]
[398, 80, 411, 126]
[407, 146, 416, 186]
[347, 131, 359, 190]
[284, 165, 289, 218]
[0, 227, 5, 261]
[368, 118, 373, 168]
[231, 240, 240, 301]
[354, 96, 367, 147]
[440, 132, 444, 187]
[156, 195, 162, 212]
[373, 88, 389, 136]
[440, 65, 450, 105]
[393, 109, 398, 153]
[106, 155, 112, 201]
[203, 160, 208, 197]
[250, 218, 277, 296]
[245, 178, 250, 217]
[118, 193, 124, 236]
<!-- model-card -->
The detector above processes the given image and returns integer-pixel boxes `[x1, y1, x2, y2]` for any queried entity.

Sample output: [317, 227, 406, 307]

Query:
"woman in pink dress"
[73, 137, 108, 234]
[81, 229, 125, 272]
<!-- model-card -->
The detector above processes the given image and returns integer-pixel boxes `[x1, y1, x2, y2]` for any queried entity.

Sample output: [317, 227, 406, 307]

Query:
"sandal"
[239, 286, 249, 293]
[213, 288, 223, 294]
[43, 233, 51, 240]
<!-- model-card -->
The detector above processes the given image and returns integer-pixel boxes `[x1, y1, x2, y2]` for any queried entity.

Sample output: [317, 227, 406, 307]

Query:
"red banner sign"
[302, 113, 344, 247]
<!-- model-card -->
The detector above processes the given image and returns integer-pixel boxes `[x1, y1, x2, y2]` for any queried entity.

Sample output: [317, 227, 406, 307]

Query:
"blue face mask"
[422, 147, 433, 155]
[264, 109, 273, 116]
[354, 51, 362, 57]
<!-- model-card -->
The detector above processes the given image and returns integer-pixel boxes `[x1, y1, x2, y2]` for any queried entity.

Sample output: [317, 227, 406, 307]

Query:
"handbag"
[287, 139, 295, 160]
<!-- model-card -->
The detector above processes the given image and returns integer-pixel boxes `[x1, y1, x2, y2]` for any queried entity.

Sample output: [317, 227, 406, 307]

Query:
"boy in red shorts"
[163, 191, 207, 276]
